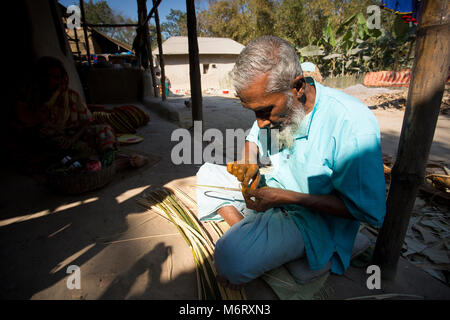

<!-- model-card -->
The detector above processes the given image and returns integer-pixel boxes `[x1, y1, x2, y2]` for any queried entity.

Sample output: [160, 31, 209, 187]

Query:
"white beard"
[276, 94, 306, 150]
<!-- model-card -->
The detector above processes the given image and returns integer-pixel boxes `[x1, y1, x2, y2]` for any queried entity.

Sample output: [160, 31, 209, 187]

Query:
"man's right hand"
[226, 161, 261, 193]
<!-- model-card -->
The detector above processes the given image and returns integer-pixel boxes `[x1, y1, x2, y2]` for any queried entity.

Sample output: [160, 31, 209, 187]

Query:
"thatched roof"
[65, 27, 132, 55]
[60, 2, 132, 55]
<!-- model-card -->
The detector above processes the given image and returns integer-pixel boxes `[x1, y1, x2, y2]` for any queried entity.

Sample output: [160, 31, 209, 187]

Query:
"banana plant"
[298, 10, 416, 77]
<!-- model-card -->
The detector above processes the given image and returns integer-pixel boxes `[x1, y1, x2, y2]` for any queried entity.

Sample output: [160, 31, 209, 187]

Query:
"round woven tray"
[46, 161, 116, 195]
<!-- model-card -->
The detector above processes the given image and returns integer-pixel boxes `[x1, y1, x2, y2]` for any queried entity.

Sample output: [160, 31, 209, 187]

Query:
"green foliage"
[84, 0, 115, 29]
[299, 3, 417, 77]
[196, 0, 254, 44]
[155, 0, 417, 76]
[84, 0, 137, 46]
[252, 0, 276, 38]
[81, 0, 417, 75]
[161, 9, 187, 38]
[273, 0, 305, 46]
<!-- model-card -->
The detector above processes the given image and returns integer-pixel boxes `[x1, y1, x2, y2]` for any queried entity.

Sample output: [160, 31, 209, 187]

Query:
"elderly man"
[196, 36, 386, 289]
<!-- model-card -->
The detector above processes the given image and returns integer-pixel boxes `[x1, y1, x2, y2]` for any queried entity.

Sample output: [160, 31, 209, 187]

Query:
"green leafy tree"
[84, 0, 137, 46]
[273, 0, 310, 48]
[161, 9, 188, 38]
[84, 0, 115, 33]
[193, 0, 416, 76]
[303, 6, 416, 77]
[250, 0, 276, 38]
[199, 0, 252, 44]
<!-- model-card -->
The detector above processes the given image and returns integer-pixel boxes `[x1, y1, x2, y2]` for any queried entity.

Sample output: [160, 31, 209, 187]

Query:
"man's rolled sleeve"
[331, 133, 386, 227]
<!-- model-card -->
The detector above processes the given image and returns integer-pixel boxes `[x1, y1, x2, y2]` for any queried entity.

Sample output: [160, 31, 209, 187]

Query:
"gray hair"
[230, 36, 303, 95]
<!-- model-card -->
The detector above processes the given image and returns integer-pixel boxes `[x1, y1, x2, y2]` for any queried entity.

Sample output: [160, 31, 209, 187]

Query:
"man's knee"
[214, 231, 259, 285]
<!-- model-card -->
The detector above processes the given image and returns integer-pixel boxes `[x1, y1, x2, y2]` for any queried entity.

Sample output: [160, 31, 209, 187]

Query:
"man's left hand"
[244, 187, 287, 212]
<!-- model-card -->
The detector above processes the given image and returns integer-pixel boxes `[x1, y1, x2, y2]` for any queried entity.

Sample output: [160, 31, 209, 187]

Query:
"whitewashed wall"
[162, 54, 238, 91]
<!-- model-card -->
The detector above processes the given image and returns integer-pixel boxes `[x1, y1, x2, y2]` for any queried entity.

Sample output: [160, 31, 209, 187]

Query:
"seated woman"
[12, 56, 145, 175]
[300, 61, 323, 84]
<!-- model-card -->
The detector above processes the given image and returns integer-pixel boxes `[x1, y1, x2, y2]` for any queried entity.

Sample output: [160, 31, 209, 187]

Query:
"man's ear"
[291, 75, 305, 96]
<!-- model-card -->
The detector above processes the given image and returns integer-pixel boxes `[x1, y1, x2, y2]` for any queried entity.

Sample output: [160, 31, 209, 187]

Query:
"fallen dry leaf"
[412, 224, 439, 244]
[421, 245, 450, 265]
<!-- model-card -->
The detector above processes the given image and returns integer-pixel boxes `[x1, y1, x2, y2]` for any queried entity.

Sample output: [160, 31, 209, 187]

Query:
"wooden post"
[153, 0, 166, 101]
[372, 0, 449, 281]
[186, 0, 203, 122]
[148, 36, 158, 97]
[137, 0, 158, 97]
[73, 28, 81, 61]
[79, 0, 91, 66]
[143, 0, 162, 26]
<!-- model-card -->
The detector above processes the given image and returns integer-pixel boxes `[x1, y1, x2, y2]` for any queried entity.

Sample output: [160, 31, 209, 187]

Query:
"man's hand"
[226, 161, 260, 193]
[243, 187, 287, 212]
[226, 141, 260, 192]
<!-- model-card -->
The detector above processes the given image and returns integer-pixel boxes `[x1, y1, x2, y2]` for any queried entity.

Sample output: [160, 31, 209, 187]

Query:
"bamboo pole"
[137, 0, 158, 97]
[142, 0, 162, 27]
[145, 33, 158, 97]
[372, 0, 450, 281]
[186, 0, 203, 122]
[73, 28, 81, 60]
[79, 0, 91, 67]
[147, 35, 158, 97]
[153, 0, 166, 101]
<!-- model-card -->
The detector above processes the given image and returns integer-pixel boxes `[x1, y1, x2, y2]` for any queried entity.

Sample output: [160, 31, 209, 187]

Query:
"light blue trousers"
[196, 163, 305, 284]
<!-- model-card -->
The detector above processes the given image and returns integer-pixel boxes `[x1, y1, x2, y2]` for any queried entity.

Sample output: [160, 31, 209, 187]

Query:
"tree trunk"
[371, 0, 449, 281]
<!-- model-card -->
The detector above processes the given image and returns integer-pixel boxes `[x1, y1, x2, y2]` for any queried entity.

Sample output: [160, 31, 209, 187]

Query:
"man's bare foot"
[217, 206, 244, 227]
[216, 274, 245, 290]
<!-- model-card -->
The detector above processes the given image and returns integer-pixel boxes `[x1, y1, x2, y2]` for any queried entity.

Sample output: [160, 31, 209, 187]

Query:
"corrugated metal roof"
[152, 36, 244, 55]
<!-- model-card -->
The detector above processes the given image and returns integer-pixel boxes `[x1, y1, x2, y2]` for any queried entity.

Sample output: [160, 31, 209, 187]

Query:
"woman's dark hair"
[23, 56, 69, 108]
[34, 56, 67, 76]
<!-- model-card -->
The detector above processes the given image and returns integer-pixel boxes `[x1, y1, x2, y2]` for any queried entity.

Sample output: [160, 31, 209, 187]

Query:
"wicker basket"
[46, 161, 116, 195]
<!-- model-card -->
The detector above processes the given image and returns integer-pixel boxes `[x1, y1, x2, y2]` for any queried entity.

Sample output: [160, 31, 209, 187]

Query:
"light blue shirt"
[245, 81, 386, 274]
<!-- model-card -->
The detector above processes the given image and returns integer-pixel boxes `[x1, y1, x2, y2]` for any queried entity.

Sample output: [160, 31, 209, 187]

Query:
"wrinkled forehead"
[237, 72, 271, 103]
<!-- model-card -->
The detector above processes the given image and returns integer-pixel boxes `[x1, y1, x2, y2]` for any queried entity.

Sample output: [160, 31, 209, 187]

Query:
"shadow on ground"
[1, 100, 449, 300]
[0, 105, 200, 299]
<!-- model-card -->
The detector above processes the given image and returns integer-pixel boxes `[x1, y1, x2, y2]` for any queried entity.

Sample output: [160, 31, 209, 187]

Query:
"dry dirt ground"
[0, 85, 449, 300]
